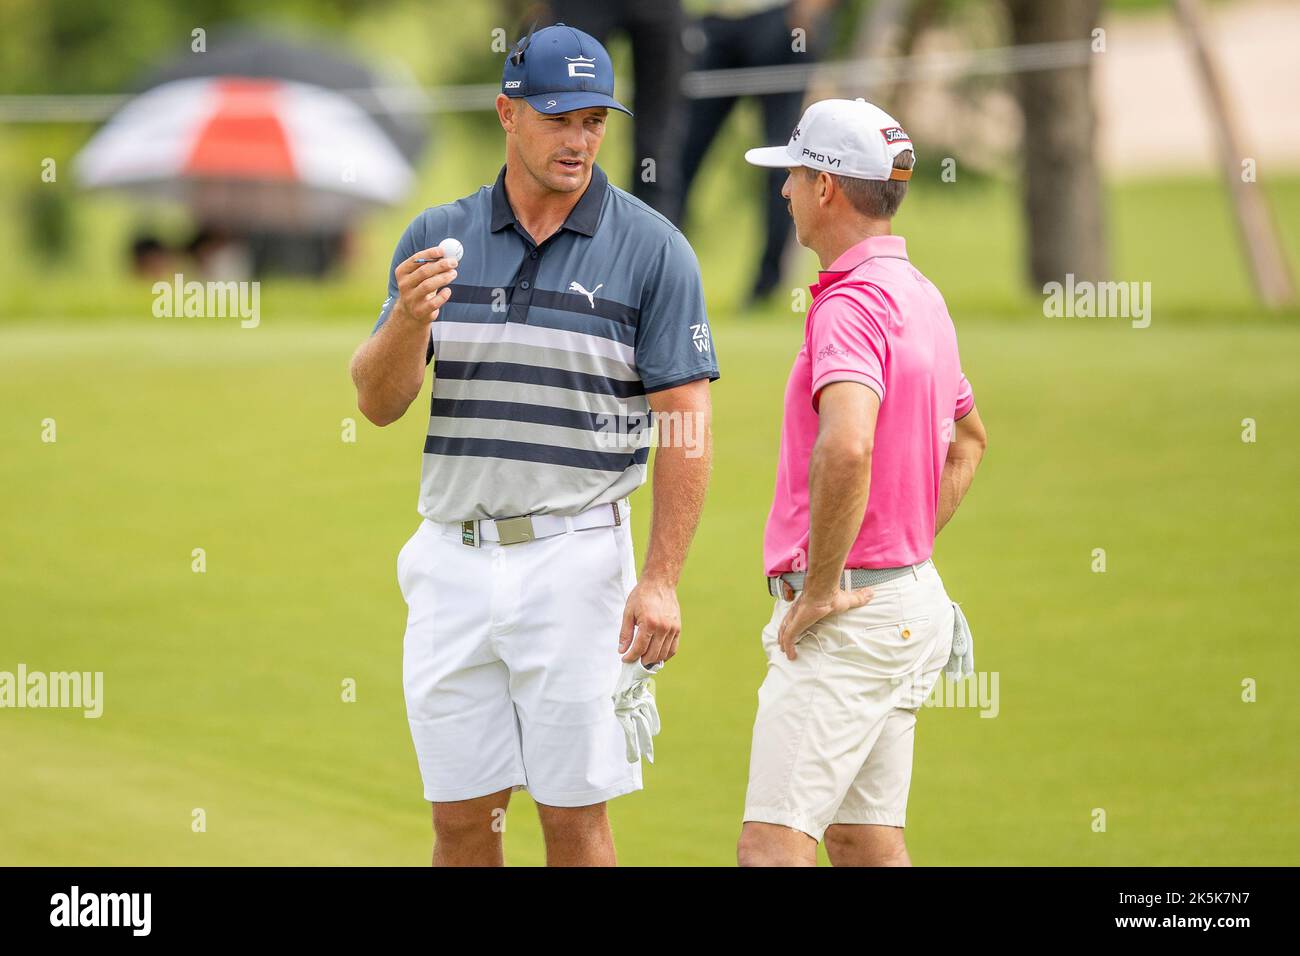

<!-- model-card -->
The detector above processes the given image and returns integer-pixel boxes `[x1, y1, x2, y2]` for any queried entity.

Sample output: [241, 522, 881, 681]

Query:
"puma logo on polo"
[569, 281, 604, 308]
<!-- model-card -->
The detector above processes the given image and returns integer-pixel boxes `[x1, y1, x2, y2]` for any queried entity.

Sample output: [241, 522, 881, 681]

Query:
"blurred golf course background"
[2, 0, 1298, 865]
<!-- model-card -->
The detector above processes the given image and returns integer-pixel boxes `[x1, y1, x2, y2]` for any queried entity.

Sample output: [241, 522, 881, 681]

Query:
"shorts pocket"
[395, 523, 425, 601]
[610, 522, 636, 593]
[818, 613, 933, 677]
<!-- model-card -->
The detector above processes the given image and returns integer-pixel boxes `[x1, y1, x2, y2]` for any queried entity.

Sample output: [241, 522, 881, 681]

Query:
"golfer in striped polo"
[349, 25, 718, 866]
[737, 99, 987, 866]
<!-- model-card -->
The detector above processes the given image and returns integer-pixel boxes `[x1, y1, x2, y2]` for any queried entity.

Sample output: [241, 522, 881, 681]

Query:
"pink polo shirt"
[764, 235, 974, 576]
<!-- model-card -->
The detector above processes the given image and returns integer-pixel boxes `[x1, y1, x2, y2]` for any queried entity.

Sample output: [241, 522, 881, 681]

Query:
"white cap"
[744, 98, 914, 182]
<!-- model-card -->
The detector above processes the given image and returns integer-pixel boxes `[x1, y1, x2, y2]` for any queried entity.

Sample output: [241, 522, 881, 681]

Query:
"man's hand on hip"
[618, 579, 681, 665]
[776, 585, 874, 661]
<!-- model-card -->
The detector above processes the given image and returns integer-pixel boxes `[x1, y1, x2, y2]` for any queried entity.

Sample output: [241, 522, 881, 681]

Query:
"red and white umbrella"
[75, 76, 414, 229]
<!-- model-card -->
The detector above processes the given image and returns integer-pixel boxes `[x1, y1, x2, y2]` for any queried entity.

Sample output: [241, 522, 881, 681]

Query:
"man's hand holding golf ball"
[349, 238, 463, 427]
[392, 238, 463, 326]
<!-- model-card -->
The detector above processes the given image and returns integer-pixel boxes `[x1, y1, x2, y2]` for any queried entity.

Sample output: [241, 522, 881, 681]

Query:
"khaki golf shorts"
[743, 560, 955, 840]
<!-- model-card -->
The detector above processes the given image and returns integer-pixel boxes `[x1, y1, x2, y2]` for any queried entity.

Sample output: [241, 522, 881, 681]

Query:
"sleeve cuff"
[643, 368, 720, 393]
[811, 372, 884, 411]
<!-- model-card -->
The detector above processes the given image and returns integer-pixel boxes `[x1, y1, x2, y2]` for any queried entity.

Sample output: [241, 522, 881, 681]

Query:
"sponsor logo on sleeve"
[690, 321, 711, 353]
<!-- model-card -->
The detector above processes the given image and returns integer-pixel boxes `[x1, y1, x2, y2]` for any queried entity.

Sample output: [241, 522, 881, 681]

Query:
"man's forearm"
[802, 433, 872, 596]
[936, 407, 987, 534]
[640, 414, 712, 587]
[936, 454, 978, 534]
[350, 304, 430, 426]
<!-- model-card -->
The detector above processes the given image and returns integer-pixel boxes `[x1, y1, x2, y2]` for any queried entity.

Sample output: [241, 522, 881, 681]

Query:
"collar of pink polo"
[809, 234, 908, 299]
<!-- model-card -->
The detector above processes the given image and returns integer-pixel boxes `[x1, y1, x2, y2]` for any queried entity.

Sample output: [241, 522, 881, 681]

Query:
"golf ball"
[439, 237, 464, 263]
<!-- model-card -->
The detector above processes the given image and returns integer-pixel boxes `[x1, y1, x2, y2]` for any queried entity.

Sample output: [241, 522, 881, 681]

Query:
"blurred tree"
[24, 187, 73, 262]
[0, 0, 401, 94]
[1004, 0, 1107, 286]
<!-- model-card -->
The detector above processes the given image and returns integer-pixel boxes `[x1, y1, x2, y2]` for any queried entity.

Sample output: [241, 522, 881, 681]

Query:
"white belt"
[445, 499, 628, 547]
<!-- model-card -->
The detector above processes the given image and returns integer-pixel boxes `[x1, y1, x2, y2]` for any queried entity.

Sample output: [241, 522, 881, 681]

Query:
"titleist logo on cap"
[880, 127, 910, 144]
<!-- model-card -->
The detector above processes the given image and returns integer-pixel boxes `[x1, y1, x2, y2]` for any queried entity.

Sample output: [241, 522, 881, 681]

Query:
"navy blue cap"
[502, 23, 632, 116]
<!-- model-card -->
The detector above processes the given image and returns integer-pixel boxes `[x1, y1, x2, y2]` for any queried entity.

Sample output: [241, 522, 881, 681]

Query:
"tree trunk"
[1005, 0, 1107, 287]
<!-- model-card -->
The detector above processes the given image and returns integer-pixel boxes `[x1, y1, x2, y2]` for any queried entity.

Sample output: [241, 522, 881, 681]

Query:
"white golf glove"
[944, 602, 975, 682]
[612, 660, 663, 764]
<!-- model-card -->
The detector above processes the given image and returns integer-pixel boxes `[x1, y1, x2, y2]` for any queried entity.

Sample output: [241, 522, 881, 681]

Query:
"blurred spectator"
[187, 227, 253, 281]
[245, 230, 348, 279]
[545, 0, 688, 222]
[129, 234, 175, 280]
[679, 0, 837, 304]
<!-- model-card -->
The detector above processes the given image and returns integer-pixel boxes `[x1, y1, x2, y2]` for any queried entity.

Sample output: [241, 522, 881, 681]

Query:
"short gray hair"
[806, 149, 914, 219]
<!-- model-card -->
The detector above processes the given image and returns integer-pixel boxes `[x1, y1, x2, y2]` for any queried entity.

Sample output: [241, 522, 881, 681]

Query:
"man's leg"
[547, 0, 618, 43]
[739, 603, 862, 866]
[504, 522, 642, 866]
[623, 0, 687, 222]
[678, 16, 740, 225]
[824, 823, 911, 867]
[825, 578, 957, 866]
[536, 801, 617, 867]
[431, 787, 514, 867]
[737, 821, 817, 867]
[401, 523, 528, 865]
[746, 4, 821, 301]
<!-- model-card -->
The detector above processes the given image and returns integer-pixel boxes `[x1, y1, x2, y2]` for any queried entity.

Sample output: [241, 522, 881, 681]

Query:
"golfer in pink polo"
[736, 99, 989, 866]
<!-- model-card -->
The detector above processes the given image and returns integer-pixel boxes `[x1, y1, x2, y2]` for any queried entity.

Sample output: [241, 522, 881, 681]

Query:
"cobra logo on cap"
[566, 55, 596, 78]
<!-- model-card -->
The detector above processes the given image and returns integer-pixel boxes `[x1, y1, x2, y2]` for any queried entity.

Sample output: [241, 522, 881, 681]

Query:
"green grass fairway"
[2, 314, 1297, 865]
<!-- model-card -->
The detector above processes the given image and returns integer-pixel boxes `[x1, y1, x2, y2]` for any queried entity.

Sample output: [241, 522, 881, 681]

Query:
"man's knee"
[822, 825, 859, 857]
[824, 823, 910, 866]
[431, 792, 509, 845]
[736, 828, 769, 867]
[737, 822, 816, 867]
[536, 801, 607, 838]
[536, 802, 615, 866]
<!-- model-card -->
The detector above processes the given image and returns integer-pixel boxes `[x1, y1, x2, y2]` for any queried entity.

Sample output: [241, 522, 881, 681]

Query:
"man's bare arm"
[936, 406, 987, 534]
[349, 248, 458, 427]
[617, 378, 713, 664]
[642, 379, 713, 586]
[801, 381, 881, 599]
[773, 381, 880, 660]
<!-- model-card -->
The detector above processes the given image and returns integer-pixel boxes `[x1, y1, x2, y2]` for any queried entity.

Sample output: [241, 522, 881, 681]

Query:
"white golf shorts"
[396, 512, 641, 807]
[743, 559, 956, 840]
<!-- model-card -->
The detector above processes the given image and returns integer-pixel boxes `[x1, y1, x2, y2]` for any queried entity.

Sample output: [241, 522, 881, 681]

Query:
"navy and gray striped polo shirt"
[374, 164, 720, 523]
